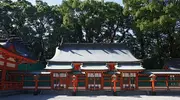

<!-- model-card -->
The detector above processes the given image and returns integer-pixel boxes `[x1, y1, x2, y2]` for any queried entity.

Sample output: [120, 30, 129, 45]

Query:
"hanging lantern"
[111, 74, 117, 82]
[72, 75, 76, 81]
[33, 74, 39, 80]
[149, 74, 156, 81]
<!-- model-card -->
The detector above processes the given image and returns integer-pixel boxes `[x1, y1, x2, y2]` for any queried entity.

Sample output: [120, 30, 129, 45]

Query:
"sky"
[12, 0, 123, 6]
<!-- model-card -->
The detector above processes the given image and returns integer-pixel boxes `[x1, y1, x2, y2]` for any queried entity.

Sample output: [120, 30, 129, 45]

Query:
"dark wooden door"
[122, 73, 136, 90]
[53, 72, 67, 90]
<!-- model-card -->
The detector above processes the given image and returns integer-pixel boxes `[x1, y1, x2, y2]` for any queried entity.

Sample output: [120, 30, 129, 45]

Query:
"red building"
[0, 37, 37, 90]
[1, 40, 180, 96]
[45, 43, 144, 92]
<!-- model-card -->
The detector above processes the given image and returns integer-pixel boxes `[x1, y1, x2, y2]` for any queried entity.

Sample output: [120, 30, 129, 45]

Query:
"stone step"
[35, 90, 147, 96]
[118, 90, 148, 96]
[23, 89, 180, 96]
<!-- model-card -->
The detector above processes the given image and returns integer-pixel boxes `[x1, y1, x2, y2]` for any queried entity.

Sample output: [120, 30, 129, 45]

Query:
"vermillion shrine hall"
[1, 37, 180, 95]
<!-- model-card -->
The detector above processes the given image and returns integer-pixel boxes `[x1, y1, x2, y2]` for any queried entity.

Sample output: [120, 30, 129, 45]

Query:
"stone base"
[113, 91, 117, 96]
[33, 91, 39, 95]
[150, 91, 156, 95]
[72, 92, 76, 96]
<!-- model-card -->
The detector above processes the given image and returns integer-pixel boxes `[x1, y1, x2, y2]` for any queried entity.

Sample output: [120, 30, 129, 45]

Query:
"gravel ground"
[1, 94, 180, 100]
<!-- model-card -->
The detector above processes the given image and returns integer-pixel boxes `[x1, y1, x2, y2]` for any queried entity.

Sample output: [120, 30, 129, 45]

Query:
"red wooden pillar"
[151, 80, 155, 91]
[34, 75, 39, 92]
[120, 72, 123, 90]
[101, 72, 104, 90]
[135, 73, 139, 89]
[50, 72, 54, 89]
[166, 75, 169, 90]
[149, 74, 156, 94]
[21, 75, 24, 89]
[128, 73, 130, 90]
[111, 74, 117, 92]
[59, 74, 61, 89]
[85, 72, 88, 90]
[66, 72, 68, 89]
[1, 54, 8, 90]
[1, 68, 6, 90]
[72, 75, 77, 92]
[8, 74, 11, 82]
[113, 82, 116, 92]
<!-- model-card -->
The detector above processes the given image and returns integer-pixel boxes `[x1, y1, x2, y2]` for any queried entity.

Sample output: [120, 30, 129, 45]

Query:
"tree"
[60, 0, 131, 43]
[0, 0, 63, 60]
[123, 0, 180, 68]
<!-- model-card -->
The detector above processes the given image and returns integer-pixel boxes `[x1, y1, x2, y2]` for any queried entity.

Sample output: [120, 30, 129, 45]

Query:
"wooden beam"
[48, 70, 72, 72]
[0, 47, 36, 64]
[81, 70, 107, 72]
[0, 58, 16, 64]
[117, 70, 144, 72]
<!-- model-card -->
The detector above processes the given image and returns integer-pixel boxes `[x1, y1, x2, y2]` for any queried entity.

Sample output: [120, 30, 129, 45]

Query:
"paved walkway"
[1, 94, 180, 100]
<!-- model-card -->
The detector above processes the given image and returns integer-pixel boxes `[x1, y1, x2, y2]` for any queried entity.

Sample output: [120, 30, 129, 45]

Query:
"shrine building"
[0, 36, 37, 90]
[1, 38, 180, 96]
[45, 43, 144, 91]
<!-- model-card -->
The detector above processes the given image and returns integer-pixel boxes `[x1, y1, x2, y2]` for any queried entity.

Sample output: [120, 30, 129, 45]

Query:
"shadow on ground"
[1, 90, 180, 100]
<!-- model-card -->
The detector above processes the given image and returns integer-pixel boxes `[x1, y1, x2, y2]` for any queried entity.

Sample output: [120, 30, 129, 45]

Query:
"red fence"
[0, 82, 23, 90]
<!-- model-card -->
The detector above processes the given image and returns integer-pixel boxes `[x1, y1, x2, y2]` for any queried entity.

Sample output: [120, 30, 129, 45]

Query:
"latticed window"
[53, 72, 67, 89]
[87, 73, 102, 90]
[169, 75, 180, 86]
[53, 73, 67, 77]
[122, 72, 136, 90]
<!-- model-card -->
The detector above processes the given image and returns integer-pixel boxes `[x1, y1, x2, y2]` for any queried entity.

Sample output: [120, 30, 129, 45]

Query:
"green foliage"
[123, 0, 180, 69]
[1, 0, 180, 69]
[0, 0, 63, 59]
[59, 0, 130, 43]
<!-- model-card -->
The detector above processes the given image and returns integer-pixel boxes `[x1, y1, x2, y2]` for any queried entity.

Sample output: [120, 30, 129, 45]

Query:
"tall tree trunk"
[140, 34, 145, 59]
[118, 29, 129, 43]
[168, 33, 175, 57]
[167, 28, 175, 58]
[155, 30, 163, 68]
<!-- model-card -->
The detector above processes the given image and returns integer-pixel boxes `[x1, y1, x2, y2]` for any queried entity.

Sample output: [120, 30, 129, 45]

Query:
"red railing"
[0, 82, 23, 90]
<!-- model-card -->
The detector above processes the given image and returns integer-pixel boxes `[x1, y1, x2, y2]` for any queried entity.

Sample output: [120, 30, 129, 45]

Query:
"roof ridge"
[62, 43, 124, 44]
[58, 43, 127, 49]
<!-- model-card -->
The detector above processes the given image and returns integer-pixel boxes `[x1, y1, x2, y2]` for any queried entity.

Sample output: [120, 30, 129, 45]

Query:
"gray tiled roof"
[48, 43, 140, 62]
[116, 65, 144, 70]
[141, 70, 180, 75]
[164, 58, 180, 70]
